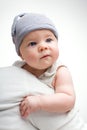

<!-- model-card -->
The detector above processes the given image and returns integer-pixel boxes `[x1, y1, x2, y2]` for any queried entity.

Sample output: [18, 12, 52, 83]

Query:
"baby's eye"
[29, 42, 37, 46]
[46, 38, 53, 43]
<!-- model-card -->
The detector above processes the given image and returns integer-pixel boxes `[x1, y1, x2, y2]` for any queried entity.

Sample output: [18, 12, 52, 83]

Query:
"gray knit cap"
[11, 13, 58, 55]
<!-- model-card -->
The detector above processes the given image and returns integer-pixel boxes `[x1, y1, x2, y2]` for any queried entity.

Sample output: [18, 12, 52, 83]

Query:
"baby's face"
[20, 29, 59, 70]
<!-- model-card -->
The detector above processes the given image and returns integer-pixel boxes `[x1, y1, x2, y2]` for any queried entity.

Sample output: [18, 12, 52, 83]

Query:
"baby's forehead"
[23, 29, 55, 40]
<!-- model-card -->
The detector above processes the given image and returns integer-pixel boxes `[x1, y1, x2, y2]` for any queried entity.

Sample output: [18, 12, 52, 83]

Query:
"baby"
[1, 12, 87, 130]
[11, 12, 87, 130]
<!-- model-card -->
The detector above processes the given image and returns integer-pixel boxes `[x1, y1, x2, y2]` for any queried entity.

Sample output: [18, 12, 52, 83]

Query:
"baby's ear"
[21, 56, 24, 60]
[19, 52, 24, 60]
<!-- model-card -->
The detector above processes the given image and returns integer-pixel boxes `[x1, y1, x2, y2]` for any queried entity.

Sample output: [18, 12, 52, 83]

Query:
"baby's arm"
[20, 66, 75, 118]
[39, 66, 76, 112]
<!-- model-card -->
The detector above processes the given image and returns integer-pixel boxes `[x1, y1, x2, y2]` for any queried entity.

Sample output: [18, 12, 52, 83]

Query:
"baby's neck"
[22, 64, 47, 77]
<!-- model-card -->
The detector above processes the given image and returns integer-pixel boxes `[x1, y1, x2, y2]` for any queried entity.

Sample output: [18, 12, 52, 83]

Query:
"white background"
[0, 0, 87, 122]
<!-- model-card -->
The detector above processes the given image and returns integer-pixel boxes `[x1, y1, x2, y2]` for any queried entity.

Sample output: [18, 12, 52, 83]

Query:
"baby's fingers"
[20, 100, 29, 117]
[21, 107, 30, 118]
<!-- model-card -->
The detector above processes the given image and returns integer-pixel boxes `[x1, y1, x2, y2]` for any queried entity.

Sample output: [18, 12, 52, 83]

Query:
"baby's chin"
[38, 63, 53, 70]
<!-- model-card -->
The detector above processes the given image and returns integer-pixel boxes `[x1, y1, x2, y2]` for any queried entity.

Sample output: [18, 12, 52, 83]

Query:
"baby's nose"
[38, 44, 48, 52]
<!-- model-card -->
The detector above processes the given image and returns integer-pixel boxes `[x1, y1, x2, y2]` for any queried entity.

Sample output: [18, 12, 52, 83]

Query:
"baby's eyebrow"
[45, 34, 53, 37]
[23, 37, 36, 42]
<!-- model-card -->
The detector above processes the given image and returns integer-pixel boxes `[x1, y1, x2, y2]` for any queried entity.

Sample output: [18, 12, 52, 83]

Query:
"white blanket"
[0, 66, 54, 130]
[0, 66, 85, 130]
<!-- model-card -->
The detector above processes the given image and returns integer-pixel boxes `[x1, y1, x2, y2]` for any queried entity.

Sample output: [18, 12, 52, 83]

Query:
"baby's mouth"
[40, 54, 50, 59]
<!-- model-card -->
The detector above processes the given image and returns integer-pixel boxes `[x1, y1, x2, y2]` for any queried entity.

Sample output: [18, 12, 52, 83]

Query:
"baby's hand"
[20, 95, 41, 118]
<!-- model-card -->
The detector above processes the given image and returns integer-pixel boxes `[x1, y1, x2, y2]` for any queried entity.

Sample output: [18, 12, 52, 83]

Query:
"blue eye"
[29, 42, 36, 46]
[46, 38, 53, 43]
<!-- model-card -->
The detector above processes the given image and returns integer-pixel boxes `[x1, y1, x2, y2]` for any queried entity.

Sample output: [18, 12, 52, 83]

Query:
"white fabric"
[0, 66, 53, 130]
[0, 61, 87, 130]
